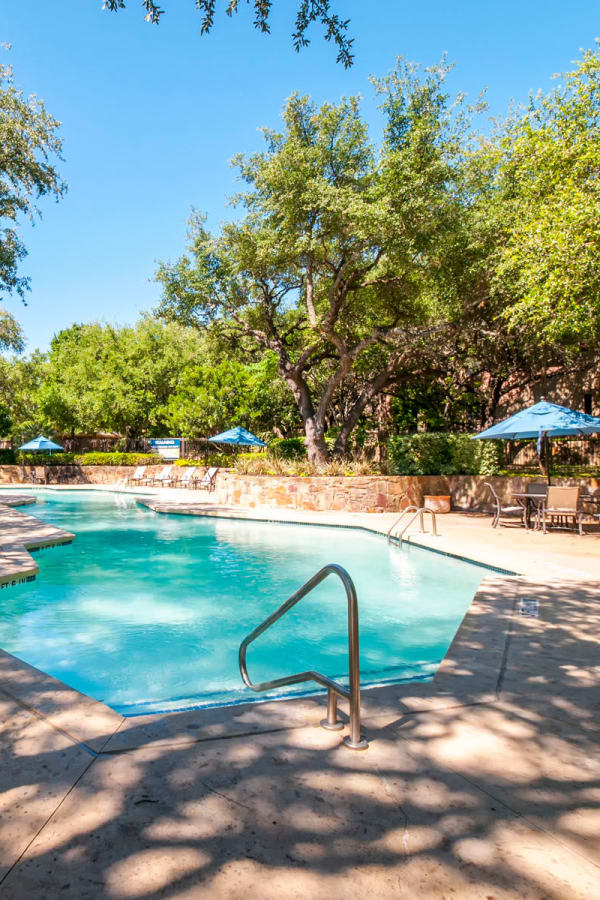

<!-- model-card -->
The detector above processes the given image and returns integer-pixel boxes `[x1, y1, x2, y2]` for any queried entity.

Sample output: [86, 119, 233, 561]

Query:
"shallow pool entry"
[0, 491, 485, 715]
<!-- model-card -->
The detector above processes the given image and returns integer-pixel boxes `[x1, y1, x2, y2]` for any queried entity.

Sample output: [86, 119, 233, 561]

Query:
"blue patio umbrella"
[18, 434, 64, 453]
[209, 426, 266, 447]
[472, 400, 600, 481]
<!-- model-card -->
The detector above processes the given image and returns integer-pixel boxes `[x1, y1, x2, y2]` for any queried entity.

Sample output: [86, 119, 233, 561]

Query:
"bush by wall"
[0, 449, 16, 464]
[174, 453, 231, 467]
[19, 451, 77, 466]
[74, 452, 163, 466]
[18, 451, 163, 466]
[388, 433, 502, 476]
[268, 437, 306, 459]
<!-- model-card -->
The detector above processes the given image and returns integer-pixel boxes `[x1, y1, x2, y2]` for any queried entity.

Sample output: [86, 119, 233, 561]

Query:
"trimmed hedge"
[19, 451, 77, 466]
[17, 451, 162, 467]
[388, 433, 502, 476]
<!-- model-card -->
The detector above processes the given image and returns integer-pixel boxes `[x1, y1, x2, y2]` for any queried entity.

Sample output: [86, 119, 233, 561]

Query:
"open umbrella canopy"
[472, 401, 600, 440]
[208, 426, 266, 447]
[18, 434, 64, 452]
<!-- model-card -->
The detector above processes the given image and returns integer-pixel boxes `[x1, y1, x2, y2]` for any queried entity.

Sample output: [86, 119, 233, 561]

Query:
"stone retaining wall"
[0, 466, 598, 513]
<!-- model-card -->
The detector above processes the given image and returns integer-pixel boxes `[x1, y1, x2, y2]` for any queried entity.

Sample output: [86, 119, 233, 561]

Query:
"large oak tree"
[155, 59, 482, 463]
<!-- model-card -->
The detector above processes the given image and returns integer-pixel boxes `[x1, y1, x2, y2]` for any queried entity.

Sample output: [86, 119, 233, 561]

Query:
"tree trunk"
[282, 370, 329, 465]
[333, 366, 397, 457]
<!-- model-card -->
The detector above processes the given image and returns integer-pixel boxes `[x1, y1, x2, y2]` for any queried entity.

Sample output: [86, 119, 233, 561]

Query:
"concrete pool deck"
[0, 491, 598, 897]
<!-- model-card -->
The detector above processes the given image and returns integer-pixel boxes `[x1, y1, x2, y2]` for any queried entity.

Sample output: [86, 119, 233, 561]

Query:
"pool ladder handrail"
[387, 506, 437, 544]
[238, 563, 368, 750]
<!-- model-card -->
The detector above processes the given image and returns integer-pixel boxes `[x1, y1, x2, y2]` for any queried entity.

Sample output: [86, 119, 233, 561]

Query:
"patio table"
[511, 492, 546, 529]
[512, 491, 600, 532]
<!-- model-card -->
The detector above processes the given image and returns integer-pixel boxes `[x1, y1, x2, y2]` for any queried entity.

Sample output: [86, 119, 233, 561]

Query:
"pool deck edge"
[0, 499, 74, 588]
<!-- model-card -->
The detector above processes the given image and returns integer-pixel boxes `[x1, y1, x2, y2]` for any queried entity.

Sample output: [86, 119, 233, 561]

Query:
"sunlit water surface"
[0, 491, 486, 714]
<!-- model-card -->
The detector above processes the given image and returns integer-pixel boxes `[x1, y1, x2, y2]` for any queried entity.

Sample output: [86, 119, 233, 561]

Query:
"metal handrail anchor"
[238, 564, 368, 750]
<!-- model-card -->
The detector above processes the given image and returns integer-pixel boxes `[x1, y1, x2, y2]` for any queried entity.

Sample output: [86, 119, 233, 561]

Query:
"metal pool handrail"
[387, 505, 419, 541]
[388, 506, 437, 544]
[238, 563, 368, 750]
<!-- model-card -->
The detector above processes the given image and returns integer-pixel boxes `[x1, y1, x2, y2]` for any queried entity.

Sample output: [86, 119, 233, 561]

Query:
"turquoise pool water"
[0, 491, 486, 715]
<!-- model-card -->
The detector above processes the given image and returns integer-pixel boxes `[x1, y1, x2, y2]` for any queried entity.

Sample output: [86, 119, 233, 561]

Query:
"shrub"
[268, 437, 306, 459]
[388, 433, 502, 476]
[174, 453, 231, 468]
[0, 448, 16, 464]
[75, 452, 163, 466]
[19, 451, 77, 466]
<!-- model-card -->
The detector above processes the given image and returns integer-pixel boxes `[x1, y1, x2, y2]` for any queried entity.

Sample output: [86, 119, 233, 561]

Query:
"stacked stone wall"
[0, 466, 597, 513]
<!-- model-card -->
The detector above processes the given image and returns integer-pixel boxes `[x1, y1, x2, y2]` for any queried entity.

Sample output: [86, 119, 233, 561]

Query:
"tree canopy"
[101, 0, 354, 66]
[2, 49, 599, 460]
[0, 59, 65, 301]
[156, 59, 485, 462]
[483, 46, 600, 346]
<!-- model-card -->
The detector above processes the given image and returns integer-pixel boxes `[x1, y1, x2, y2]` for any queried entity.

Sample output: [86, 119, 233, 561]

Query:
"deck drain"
[518, 598, 539, 617]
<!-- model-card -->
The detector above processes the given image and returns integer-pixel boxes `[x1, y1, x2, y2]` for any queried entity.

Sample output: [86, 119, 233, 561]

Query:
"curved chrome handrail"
[239, 563, 368, 750]
[396, 507, 437, 543]
[387, 505, 419, 542]
[388, 506, 438, 544]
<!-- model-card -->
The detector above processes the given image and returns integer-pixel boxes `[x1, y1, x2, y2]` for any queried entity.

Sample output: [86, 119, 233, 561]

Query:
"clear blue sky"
[2, 1, 599, 352]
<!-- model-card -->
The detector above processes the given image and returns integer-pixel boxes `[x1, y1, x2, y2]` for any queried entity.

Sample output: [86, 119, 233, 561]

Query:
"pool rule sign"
[149, 438, 181, 460]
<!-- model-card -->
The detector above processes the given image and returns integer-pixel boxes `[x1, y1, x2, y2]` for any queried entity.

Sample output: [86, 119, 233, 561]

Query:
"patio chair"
[540, 486, 583, 535]
[127, 465, 149, 487]
[177, 467, 202, 489]
[29, 466, 47, 485]
[484, 482, 525, 529]
[198, 466, 218, 492]
[152, 465, 175, 488]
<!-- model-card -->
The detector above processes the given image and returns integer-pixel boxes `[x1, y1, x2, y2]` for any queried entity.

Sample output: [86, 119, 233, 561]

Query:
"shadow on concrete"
[0, 580, 598, 898]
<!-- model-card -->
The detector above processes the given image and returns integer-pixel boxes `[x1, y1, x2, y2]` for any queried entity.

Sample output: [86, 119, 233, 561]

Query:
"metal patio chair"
[540, 486, 584, 535]
[484, 482, 526, 528]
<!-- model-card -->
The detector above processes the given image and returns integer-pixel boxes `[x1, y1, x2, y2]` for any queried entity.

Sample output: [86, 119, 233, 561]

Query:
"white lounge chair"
[127, 465, 149, 487]
[177, 467, 202, 488]
[152, 465, 175, 487]
[199, 466, 218, 492]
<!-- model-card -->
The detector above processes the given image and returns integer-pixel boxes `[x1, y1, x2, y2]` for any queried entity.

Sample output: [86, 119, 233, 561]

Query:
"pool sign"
[149, 438, 181, 459]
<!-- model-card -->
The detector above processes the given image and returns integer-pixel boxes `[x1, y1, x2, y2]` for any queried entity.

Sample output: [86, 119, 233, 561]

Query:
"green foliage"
[268, 437, 306, 459]
[174, 453, 231, 467]
[482, 46, 600, 345]
[0, 448, 16, 463]
[101, 1, 354, 67]
[18, 451, 76, 465]
[0, 57, 65, 299]
[74, 452, 163, 466]
[156, 61, 479, 463]
[388, 433, 502, 476]
[17, 451, 163, 466]
[36, 319, 205, 438]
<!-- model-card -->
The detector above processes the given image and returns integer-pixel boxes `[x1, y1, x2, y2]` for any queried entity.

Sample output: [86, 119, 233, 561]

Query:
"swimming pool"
[0, 491, 486, 715]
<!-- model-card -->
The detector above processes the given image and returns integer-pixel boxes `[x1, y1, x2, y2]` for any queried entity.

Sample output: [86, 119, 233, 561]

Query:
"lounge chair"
[198, 466, 218, 492]
[540, 486, 583, 535]
[152, 465, 175, 488]
[484, 482, 525, 528]
[127, 465, 149, 487]
[177, 467, 202, 489]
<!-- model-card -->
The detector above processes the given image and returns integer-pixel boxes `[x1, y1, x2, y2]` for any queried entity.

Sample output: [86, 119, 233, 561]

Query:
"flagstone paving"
[0, 492, 598, 898]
